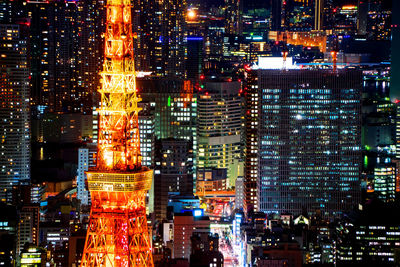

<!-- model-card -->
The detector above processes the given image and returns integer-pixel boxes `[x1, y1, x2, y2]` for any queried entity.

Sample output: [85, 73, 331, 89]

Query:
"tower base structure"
[81, 169, 154, 267]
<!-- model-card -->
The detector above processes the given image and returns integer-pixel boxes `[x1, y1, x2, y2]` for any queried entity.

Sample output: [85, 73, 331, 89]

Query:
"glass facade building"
[252, 69, 362, 218]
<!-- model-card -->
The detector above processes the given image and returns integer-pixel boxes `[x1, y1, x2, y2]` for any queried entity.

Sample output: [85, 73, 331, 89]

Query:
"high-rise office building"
[0, 24, 30, 203]
[138, 78, 196, 142]
[197, 81, 244, 188]
[161, 0, 186, 77]
[28, 0, 101, 113]
[244, 70, 260, 212]
[247, 67, 362, 218]
[28, 1, 51, 109]
[132, 0, 161, 72]
[154, 138, 193, 221]
[76, 0, 105, 114]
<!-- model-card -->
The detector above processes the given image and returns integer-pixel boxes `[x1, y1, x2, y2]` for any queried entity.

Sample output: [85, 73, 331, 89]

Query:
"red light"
[200, 75, 205, 80]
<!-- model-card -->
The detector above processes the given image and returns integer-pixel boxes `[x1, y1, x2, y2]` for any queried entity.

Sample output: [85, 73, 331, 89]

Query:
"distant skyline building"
[76, 0, 105, 114]
[225, 0, 242, 35]
[247, 67, 362, 218]
[161, 0, 186, 77]
[0, 24, 30, 203]
[132, 0, 161, 72]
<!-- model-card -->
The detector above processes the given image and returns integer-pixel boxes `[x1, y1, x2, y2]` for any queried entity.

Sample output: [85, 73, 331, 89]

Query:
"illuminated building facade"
[28, 0, 52, 109]
[197, 82, 244, 188]
[251, 68, 362, 218]
[76, 0, 106, 114]
[244, 68, 260, 212]
[360, 0, 392, 41]
[154, 138, 193, 221]
[132, 0, 161, 72]
[373, 166, 396, 202]
[17, 205, 40, 255]
[161, 0, 186, 77]
[0, 24, 30, 203]
[196, 168, 228, 196]
[138, 103, 155, 168]
[225, 0, 242, 35]
[138, 78, 196, 142]
[20, 246, 46, 267]
[333, 5, 358, 34]
[338, 222, 400, 264]
[80, 0, 154, 265]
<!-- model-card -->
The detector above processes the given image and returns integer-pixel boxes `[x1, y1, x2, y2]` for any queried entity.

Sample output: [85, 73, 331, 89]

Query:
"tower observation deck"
[81, 0, 154, 266]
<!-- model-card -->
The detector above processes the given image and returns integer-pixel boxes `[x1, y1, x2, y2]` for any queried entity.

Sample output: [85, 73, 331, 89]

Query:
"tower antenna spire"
[81, 0, 154, 265]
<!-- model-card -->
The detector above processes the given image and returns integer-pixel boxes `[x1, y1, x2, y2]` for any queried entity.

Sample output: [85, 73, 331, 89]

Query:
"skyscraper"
[197, 81, 244, 188]
[76, 0, 105, 114]
[161, 0, 186, 77]
[0, 24, 30, 203]
[132, 0, 161, 72]
[244, 70, 260, 212]
[28, 1, 52, 109]
[247, 67, 362, 218]
[138, 78, 196, 142]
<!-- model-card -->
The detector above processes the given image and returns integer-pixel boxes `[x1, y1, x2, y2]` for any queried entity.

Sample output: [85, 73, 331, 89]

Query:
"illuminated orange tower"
[80, 0, 154, 266]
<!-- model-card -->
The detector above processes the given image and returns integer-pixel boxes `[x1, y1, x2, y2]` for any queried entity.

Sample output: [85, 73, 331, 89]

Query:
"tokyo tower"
[80, 0, 154, 266]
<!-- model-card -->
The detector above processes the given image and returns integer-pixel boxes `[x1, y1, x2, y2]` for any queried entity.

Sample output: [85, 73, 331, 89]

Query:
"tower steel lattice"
[81, 0, 154, 266]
